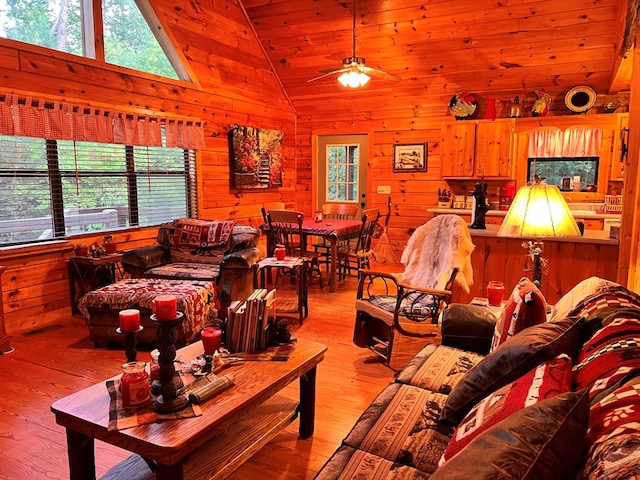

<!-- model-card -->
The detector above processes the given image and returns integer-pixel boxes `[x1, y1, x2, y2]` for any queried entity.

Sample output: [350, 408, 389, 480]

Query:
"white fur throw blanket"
[399, 215, 475, 292]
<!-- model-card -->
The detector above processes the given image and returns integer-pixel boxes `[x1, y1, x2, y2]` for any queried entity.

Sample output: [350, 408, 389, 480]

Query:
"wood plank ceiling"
[241, 0, 630, 117]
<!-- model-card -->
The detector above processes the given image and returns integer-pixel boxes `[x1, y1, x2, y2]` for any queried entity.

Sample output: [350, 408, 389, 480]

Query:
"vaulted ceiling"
[240, 0, 631, 117]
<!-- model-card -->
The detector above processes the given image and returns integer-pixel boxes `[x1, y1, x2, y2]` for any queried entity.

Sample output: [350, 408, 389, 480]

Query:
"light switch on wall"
[377, 185, 391, 194]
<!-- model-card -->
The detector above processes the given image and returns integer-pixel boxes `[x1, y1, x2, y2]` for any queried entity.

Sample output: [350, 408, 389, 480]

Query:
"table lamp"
[497, 175, 580, 287]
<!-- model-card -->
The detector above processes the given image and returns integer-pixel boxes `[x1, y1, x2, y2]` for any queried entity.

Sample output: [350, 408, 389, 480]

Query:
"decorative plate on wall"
[449, 93, 477, 120]
[564, 86, 596, 113]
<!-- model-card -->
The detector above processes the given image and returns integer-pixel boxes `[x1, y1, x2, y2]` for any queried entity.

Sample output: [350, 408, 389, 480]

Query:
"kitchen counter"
[465, 224, 619, 245]
[427, 207, 621, 221]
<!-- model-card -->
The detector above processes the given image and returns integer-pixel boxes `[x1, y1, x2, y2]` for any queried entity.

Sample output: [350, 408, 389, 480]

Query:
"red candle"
[487, 281, 506, 307]
[201, 327, 222, 355]
[119, 309, 140, 332]
[153, 294, 177, 320]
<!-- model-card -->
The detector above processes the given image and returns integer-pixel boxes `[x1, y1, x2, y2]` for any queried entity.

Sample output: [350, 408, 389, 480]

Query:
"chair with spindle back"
[266, 209, 324, 290]
[261, 202, 286, 255]
[313, 203, 359, 271]
[336, 208, 380, 280]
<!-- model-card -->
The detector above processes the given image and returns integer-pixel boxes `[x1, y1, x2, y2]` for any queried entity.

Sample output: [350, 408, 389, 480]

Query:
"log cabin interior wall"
[0, 0, 636, 334]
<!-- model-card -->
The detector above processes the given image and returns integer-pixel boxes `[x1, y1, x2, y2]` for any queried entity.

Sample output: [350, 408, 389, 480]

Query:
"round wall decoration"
[564, 86, 596, 113]
[449, 93, 477, 120]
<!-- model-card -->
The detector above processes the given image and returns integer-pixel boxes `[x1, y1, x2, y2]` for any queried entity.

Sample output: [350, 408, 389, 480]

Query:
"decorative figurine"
[470, 182, 489, 229]
[532, 89, 552, 117]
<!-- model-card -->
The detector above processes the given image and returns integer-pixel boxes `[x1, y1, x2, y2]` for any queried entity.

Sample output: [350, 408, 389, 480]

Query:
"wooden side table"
[255, 257, 308, 324]
[69, 254, 124, 316]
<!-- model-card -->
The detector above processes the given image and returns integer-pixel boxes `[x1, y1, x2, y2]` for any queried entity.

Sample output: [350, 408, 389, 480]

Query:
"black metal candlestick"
[150, 312, 188, 413]
[116, 326, 144, 362]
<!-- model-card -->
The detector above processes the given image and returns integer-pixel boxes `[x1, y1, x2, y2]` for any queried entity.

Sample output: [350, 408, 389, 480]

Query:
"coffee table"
[51, 338, 327, 480]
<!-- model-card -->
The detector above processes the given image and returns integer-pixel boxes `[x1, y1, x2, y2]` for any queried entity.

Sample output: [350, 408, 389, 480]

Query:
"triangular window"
[0, 0, 189, 81]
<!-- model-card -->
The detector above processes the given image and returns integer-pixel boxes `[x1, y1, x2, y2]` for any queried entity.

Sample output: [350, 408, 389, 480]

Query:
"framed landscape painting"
[231, 125, 283, 189]
[393, 143, 427, 172]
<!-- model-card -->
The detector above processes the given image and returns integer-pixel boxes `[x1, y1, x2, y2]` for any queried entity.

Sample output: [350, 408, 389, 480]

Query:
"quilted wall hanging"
[231, 124, 283, 189]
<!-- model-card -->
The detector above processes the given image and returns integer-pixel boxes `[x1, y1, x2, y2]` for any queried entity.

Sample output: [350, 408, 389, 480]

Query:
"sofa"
[316, 276, 640, 480]
[121, 218, 262, 310]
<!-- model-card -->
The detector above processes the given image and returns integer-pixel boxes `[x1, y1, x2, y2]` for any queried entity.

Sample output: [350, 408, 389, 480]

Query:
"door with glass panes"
[317, 134, 368, 213]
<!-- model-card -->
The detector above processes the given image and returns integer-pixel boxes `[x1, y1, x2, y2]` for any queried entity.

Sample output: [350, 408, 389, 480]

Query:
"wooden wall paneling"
[596, 244, 620, 281]
[503, 238, 530, 293]
[569, 242, 602, 292]
[0, 266, 10, 353]
[0, 0, 300, 335]
[545, 241, 577, 303]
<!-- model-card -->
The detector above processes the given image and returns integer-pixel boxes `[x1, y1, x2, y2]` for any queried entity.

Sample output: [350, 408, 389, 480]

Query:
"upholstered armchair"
[353, 214, 475, 370]
[121, 218, 261, 309]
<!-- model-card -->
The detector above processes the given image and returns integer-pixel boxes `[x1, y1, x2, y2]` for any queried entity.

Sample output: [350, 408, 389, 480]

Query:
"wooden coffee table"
[51, 338, 327, 480]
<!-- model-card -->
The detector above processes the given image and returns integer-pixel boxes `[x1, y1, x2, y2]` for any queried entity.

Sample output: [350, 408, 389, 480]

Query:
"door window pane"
[326, 144, 359, 202]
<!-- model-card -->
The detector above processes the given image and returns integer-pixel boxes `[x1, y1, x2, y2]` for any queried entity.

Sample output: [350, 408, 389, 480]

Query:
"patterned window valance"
[528, 127, 602, 158]
[0, 94, 205, 149]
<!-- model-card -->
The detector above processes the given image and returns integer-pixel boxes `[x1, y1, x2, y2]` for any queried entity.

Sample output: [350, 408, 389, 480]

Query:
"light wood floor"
[0, 275, 396, 480]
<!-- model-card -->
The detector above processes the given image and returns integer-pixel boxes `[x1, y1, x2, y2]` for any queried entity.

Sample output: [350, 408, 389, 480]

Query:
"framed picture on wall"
[393, 143, 427, 172]
[230, 124, 283, 189]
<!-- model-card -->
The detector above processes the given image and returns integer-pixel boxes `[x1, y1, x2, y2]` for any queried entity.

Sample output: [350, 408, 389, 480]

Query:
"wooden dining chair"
[261, 202, 286, 255]
[266, 209, 324, 289]
[313, 203, 359, 271]
[337, 207, 380, 280]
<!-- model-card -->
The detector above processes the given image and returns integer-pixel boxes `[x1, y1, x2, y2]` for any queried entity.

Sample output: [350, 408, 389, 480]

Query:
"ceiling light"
[337, 69, 370, 88]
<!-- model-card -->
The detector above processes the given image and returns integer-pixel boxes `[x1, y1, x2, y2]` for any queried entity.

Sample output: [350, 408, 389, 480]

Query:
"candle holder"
[150, 312, 189, 413]
[200, 327, 222, 375]
[116, 326, 144, 362]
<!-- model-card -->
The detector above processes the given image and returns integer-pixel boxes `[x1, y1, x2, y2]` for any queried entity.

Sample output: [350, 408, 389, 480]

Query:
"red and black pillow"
[490, 277, 547, 352]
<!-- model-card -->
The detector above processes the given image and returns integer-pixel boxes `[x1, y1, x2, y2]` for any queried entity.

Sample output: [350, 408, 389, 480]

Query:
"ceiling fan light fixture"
[338, 69, 370, 88]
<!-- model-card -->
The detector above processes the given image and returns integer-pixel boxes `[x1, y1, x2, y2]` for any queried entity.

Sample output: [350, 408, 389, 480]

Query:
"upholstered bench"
[78, 278, 219, 348]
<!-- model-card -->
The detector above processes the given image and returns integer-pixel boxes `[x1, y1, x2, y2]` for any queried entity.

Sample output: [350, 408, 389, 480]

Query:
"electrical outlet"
[377, 185, 391, 194]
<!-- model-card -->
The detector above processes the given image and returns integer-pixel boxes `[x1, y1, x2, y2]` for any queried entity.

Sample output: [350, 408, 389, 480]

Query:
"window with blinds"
[0, 133, 195, 246]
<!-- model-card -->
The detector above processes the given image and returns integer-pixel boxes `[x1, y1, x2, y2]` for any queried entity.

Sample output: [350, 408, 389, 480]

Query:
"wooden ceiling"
[240, 0, 631, 117]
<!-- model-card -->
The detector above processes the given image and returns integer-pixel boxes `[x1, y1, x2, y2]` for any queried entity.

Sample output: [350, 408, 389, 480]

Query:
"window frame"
[0, 132, 196, 247]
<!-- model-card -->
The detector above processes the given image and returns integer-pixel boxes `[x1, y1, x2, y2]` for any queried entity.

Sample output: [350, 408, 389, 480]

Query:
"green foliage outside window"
[0, 0, 179, 79]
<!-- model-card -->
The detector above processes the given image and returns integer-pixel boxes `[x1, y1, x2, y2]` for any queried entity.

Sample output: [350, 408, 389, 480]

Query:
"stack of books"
[226, 289, 276, 353]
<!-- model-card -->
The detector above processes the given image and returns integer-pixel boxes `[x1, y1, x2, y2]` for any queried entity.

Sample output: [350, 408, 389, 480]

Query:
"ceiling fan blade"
[362, 65, 401, 81]
[307, 68, 350, 83]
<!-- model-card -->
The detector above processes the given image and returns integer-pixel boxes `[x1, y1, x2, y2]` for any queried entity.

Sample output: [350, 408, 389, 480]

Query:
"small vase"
[485, 98, 497, 120]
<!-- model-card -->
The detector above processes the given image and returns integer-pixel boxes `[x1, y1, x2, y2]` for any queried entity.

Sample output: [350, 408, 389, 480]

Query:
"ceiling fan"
[307, 0, 401, 87]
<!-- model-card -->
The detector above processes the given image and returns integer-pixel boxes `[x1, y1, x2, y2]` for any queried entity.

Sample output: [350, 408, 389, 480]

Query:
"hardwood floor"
[0, 275, 396, 480]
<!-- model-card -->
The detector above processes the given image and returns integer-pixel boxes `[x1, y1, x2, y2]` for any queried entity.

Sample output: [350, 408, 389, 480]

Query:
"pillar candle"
[201, 327, 222, 355]
[153, 294, 177, 321]
[119, 309, 140, 332]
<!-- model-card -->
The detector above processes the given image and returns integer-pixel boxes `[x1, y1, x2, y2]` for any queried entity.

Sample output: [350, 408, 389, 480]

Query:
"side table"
[69, 254, 124, 317]
[255, 257, 308, 324]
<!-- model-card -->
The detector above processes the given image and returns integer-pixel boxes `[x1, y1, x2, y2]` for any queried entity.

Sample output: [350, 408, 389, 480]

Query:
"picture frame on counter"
[393, 143, 427, 172]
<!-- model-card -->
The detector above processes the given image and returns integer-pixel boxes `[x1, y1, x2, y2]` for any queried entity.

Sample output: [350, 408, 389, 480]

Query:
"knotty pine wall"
[0, 1, 298, 335]
[0, 0, 629, 335]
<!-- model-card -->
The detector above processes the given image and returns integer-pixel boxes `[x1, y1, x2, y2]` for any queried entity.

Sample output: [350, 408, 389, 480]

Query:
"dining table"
[263, 218, 362, 292]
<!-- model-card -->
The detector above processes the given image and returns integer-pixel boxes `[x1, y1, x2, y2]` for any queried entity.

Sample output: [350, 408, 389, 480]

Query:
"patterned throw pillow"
[573, 313, 640, 400]
[490, 277, 547, 352]
[440, 316, 584, 426]
[549, 276, 619, 321]
[168, 218, 235, 249]
[431, 390, 589, 480]
[582, 381, 640, 480]
[439, 354, 573, 464]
